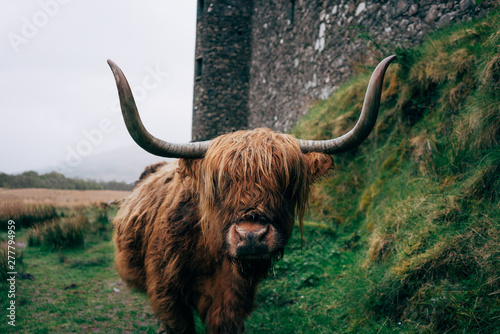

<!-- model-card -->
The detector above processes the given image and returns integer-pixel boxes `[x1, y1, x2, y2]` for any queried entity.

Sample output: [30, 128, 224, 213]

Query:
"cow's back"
[113, 161, 179, 291]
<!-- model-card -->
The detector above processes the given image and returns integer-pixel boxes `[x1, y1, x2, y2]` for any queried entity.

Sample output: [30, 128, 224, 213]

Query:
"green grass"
[1, 10, 500, 333]
[246, 224, 371, 333]
[0, 243, 159, 333]
[0, 206, 159, 333]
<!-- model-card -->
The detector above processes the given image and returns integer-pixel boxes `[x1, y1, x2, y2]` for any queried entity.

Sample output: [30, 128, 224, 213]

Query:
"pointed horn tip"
[106, 59, 121, 74]
[371, 55, 397, 84]
[106, 59, 126, 85]
[384, 55, 397, 66]
[298, 55, 397, 154]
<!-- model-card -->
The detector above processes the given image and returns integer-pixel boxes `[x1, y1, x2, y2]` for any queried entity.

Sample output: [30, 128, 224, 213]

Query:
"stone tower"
[191, 0, 254, 141]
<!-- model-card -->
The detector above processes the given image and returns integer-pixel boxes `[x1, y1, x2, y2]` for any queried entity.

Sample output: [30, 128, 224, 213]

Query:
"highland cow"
[108, 55, 395, 334]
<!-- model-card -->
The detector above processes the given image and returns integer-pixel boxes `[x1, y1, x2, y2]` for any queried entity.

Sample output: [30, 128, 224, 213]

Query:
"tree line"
[0, 171, 133, 191]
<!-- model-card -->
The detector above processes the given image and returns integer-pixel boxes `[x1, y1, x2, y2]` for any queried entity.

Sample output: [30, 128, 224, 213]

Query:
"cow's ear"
[305, 152, 334, 181]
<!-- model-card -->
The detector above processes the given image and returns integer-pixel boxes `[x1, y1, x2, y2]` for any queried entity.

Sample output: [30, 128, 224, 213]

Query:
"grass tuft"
[0, 201, 58, 230]
[27, 215, 87, 250]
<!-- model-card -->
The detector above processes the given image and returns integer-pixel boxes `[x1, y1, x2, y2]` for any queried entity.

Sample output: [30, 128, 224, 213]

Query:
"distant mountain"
[43, 145, 170, 184]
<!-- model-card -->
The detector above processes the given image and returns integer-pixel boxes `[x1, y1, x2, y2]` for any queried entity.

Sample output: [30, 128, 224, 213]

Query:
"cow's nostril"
[234, 224, 270, 245]
[230, 223, 275, 259]
[235, 226, 247, 237]
[234, 227, 243, 244]
[255, 225, 269, 242]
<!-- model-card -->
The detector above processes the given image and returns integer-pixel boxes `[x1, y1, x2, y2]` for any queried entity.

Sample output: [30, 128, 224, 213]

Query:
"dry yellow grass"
[0, 188, 130, 207]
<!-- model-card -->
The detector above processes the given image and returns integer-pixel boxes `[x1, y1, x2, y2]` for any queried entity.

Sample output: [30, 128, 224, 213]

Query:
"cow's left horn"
[107, 60, 211, 159]
[298, 55, 396, 154]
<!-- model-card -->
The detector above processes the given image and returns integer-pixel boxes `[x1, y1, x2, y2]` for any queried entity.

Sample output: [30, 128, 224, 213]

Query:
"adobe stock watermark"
[51, 65, 169, 172]
[7, 0, 73, 54]
[6, 220, 17, 327]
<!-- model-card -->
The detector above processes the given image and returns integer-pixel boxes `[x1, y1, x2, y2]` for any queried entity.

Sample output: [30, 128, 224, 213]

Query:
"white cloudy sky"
[0, 1, 197, 174]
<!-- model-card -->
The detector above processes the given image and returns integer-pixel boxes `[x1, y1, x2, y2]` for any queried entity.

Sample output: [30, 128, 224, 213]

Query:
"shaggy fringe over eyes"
[184, 128, 313, 253]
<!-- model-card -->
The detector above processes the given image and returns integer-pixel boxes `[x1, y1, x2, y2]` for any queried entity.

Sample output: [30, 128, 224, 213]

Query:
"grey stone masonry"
[192, 0, 253, 141]
[192, 0, 495, 141]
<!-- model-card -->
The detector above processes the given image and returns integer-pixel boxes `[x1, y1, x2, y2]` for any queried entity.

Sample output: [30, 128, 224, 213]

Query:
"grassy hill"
[276, 9, 500, 333]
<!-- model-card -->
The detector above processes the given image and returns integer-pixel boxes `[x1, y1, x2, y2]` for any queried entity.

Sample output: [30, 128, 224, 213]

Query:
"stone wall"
[192, 0, 253, 141]
[192, 0, 494, 140]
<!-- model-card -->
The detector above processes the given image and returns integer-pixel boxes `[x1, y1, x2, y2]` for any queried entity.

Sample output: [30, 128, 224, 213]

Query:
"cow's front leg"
[204, 311, 246, 334]
[197, 260, 259, 333]
[203, 277, 254, 332]
[158, 321, 174, 334]
[158, 318, 197, 334]
[152, 298, 196, 334]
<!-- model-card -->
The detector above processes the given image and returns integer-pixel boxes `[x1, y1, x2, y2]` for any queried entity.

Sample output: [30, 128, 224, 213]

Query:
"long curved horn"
[298, 55, 396, 154]
[107, 59, 211, 159]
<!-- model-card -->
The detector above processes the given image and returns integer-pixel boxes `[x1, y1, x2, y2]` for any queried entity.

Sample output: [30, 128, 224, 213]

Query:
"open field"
[0, 188, 130, 207]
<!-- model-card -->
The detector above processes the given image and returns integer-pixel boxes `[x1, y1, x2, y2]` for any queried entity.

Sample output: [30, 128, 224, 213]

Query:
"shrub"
[27, 215, 88, 250]
[0, 201, 58, 231]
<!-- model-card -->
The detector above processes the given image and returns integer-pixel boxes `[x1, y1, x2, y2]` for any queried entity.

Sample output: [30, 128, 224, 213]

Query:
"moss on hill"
[290, 9, 500, 333]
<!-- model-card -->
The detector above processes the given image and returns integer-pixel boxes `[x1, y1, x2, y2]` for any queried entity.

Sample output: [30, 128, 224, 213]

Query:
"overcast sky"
[0, 1, 197, 174]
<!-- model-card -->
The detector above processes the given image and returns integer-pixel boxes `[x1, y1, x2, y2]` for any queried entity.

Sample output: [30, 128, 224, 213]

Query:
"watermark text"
[7, 0, 73, 54]
[52, 65, 169, 172]
[6, 220, 17, 327]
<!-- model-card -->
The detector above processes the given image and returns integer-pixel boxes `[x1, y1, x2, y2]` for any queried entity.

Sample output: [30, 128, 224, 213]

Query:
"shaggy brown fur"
[113, 128, 333, 333]
[137, 161, 168, 184]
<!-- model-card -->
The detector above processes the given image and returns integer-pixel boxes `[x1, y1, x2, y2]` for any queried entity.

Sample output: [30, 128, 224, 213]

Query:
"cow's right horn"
[107, 60, 211, 159]
[298, 55, 396, 154]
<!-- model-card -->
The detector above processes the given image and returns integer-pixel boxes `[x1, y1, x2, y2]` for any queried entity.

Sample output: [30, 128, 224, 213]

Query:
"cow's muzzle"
[227, 222, 277, 260]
